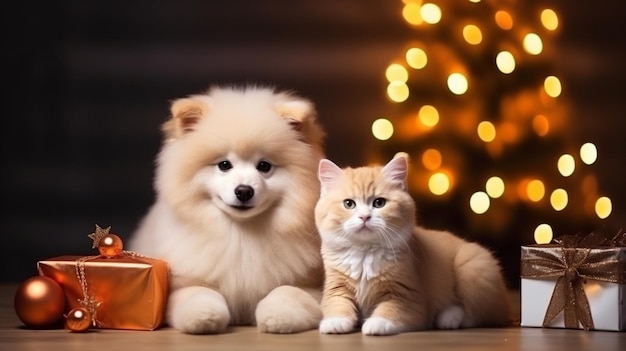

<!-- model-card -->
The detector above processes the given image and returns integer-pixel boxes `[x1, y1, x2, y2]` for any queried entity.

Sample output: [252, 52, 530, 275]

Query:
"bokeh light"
[418, 105, 439, 127]
[550, 188, 568, 211]
[406, 48, 428, 69]
[428, 172, 450, 195]
[526, 179, 545, 202]
[494, 10, 513, 30]
[532, 114, 550, 136]
[523, 33, 543, 55]
[557, 154, 575, 177]
[544, 76, 562, 97]
[541, 9, 559, 31]
[421, 3, 442, 24]
[402, 3, 423, 25]
[372, 118, 394, 140]
[422, 148, 442, 170]
[534, 224, 553, 244]
[580, 142, 598, 165]
[470, 192, 490, 214]
[387, 81, 410, 102]
[477, 121, 496, 142]
[463, 24, 483, 45]
[486, 176, 505, 198]
[447, 73, 468, 95]
[496, 51, 515, 74]
[595, 197, 612, 219]
[386, 63, 409, 83]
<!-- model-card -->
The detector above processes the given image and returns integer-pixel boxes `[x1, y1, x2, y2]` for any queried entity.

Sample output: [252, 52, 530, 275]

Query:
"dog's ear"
[162, 97, 209, 139]
[275, 95, 325, 148]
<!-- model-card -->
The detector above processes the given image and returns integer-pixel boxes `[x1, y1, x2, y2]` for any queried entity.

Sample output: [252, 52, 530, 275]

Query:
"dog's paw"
[436, 305, 465, 330]
[319, 317, 356, 334]
[168, 286, 230, 334]
[256, 286, 322, 334]
[362, 316, 401, 336]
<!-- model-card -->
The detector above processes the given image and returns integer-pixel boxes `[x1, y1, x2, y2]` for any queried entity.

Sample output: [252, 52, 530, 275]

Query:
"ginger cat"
[315, 154, 511, 335]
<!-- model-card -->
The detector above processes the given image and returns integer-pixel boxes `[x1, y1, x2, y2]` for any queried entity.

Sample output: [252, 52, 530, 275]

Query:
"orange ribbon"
[521, 232, 626, 330]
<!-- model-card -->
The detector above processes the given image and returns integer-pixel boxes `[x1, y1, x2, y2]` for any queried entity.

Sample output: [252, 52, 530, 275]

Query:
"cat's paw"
[436, 305, 465, 330]
[168, 286, 230, 334]
[362, 316, 401, 336]
[256, 286, 322, 334]
[319, 317, 356, 334]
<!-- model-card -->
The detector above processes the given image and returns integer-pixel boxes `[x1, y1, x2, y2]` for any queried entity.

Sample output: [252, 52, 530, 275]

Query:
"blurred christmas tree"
[370, 0, 613, 245]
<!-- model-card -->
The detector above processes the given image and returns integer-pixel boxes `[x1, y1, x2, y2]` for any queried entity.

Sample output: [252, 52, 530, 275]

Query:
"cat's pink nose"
[359, 215, 371, 222]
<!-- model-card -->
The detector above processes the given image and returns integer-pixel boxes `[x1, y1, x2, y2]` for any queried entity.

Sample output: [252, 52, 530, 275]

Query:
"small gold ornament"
[65, 307, 92, 332]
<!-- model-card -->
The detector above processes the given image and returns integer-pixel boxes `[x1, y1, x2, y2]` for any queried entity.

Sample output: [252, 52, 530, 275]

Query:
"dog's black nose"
[235, 185, 254, 203]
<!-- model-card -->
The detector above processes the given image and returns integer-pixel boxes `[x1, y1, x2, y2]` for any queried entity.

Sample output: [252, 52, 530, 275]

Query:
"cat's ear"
[318, 159, 343, 196]
[382, 154, 408, 191]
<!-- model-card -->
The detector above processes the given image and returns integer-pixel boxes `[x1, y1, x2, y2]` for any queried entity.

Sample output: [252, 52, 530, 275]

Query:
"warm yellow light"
[387, 82, 410, 102]
[428, 172, 450, 195]
[557, 154, 575, 177]
[462, 24, 483, 45]
[526, 179, 545, 202]
[418, 105, 439, 127]
[495, 10, 513, 30]
[402, 3, 423, 25]
[470, 192, 490, 214]
[422, 149, 442, 171]
[447, 73, 468, 95]
[468, 0, 481, 3]
[372, 118, 394, 141]
[580, 143, 598, 165]
[595, 196, 612, 219]
[541, 9, 559, 31]
[544, 76, 562, 97]
[550, 188, 568, 211]
[477, 121, 496, 142]
[495, 51, 515, 74]
[406, 48, 428, 69]
[385, 64, 409, 83]
[532, 114, 550, 136]
[534, 224, 553, 244]
[523, 33, 543, 55]
[420, 3, 442, 24]
[486, 176, 505, 198]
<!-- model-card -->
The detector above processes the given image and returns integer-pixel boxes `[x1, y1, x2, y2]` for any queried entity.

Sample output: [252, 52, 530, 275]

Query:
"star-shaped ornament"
[78, 295, 103, 326]
[88, 224, 111, 249]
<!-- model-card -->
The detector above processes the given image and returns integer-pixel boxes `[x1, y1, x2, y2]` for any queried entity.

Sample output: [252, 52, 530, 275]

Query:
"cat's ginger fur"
[315, 154, 511, 335]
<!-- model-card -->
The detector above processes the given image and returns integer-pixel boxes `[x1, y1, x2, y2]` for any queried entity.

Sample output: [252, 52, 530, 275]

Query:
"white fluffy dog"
[129, 86, 326, 334]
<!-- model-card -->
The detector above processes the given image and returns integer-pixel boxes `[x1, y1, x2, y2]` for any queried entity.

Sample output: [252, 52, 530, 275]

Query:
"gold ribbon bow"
[521, 231, 626, 330]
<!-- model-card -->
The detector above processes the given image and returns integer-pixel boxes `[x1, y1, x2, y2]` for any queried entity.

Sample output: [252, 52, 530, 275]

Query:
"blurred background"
[2, 0, 624, 289]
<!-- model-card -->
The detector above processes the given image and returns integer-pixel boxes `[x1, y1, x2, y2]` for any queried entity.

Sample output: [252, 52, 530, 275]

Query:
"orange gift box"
[37, 254, 169, 331]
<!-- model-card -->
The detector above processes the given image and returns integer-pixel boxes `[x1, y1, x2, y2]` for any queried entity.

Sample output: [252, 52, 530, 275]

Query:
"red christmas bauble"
[14, 276, 66, 328]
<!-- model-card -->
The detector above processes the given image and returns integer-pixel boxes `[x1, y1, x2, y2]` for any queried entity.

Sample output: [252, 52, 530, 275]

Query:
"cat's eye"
[343, 199, 356, 209]
[373, 197, 386, 208]
[256, 161, 272, 173]
[218, 160, 232, 171]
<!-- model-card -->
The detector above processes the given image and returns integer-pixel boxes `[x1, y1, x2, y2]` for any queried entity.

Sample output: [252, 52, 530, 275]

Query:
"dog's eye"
[218, 160, 232, 171]
[343, 199, 356, 209]
[256, 161, 272, 173]
[373, 197, 386, 208]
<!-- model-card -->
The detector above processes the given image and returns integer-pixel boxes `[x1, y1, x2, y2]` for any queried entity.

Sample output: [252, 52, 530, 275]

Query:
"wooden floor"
[1, 284, 624, 350]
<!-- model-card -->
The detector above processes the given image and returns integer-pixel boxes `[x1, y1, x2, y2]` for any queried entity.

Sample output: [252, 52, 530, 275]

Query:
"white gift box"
[521, 277, 625, 331]
[520, 245, 626, 331]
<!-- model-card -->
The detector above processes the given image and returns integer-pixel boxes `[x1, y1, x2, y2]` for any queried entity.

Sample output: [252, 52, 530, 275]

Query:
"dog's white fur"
[129, 86, 326, 334]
